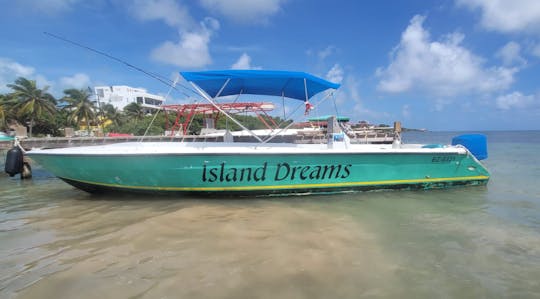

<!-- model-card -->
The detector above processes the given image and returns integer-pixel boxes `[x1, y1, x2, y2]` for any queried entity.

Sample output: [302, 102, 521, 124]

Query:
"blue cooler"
[451, 134, 488, 160]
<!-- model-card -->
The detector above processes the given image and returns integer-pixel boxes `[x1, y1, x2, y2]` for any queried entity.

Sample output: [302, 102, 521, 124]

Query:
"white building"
[93, 85, 165, 113]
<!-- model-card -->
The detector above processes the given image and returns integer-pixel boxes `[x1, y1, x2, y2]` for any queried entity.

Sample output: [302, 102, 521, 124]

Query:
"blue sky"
[1, 0, 540, 130]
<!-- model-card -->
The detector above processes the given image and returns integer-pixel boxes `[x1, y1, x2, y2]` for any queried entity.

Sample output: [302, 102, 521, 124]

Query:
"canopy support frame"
[189, 82, 264, 143]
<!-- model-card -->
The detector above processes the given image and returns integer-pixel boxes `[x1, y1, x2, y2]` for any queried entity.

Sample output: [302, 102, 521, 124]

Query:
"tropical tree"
[62, 88, 96, 132]
[0, 94, 7, 130]
[124, 102, 145, 122]
[101, 103, 124, 128]
[7, 77, 57, 137]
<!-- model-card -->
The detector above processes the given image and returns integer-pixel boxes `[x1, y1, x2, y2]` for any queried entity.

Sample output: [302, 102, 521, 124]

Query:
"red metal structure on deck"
[162, 102, 276, 135]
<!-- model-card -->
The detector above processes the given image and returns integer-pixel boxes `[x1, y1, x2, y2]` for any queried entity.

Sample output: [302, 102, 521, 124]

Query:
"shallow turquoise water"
[1, 131, 539, 298]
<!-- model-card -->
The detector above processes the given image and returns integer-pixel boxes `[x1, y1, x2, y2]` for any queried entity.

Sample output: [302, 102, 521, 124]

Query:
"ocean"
[1, 131, 539, 298]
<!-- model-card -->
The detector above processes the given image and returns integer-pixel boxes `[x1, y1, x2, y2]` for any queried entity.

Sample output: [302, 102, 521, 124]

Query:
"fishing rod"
[43, 31, 197, 98]
[44, 31, 211, 140]
[43, 32, 296, 142]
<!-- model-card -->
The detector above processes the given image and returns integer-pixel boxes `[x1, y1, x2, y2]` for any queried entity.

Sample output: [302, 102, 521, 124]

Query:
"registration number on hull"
[431, 156, 456, 163]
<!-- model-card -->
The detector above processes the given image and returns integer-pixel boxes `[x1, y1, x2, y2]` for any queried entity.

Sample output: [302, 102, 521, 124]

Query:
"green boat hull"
[28, 151, 489, 196]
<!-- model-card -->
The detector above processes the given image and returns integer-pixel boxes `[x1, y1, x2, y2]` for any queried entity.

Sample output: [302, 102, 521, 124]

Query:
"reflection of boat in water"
[26, 70, 489, 196]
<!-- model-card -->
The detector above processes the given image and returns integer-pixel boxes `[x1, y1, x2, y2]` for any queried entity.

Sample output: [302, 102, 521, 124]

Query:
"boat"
[25, 70, 490, 196]
[0, 132, 15, 150]
[0, 132, 14, 142]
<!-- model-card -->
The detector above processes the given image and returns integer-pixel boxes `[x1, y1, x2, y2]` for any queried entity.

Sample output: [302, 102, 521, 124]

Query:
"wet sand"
[2, 131, 540, 298]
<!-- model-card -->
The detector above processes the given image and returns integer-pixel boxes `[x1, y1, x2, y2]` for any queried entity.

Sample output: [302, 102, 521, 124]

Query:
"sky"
[1, 0, 540, 131]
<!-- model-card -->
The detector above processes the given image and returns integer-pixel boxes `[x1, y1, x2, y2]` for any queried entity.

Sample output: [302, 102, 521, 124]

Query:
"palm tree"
[101, 103, 124, 128]
[0, 95, 7, 130]
[62, 88, 96, 132]
[7, 77, 57, 137]
[124, 102, 145, 122]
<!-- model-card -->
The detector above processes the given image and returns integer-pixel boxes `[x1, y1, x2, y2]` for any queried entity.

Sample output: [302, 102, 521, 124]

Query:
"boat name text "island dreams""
[202, 162, 352, 183]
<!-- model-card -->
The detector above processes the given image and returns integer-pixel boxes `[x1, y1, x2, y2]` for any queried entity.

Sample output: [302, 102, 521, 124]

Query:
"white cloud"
[353, 104, 391, 124]
[457, 0, 540, 34]
[0, 58, 36, 93]
[326, 64, 344, 84]
[151, 30, 212, 68]
[496, 91, 537, 110]
[199, 0, 285, 24]
[0, 58, 34, 77]
[128, 0, 194, 29]
[336, 72, 387, 120]
[433, 98, 453, 112]
[60, 73, 91, 89]
[330, 68, 357, 106]
[318, 46, 337, 60]
[230, 53, 261, 69]
[532, 44, 540, 58]
[328, 71, 389, 123]
[496, 41, 526, 66]
[377, 15, 517, 97]
[151, 18, 219, 68]
[35, 75, 54, 93]
[127, 1, 220, 68]
[15, 0, 81, 15]
[0, 57, 92, 97]
[231, 53, 250, 69]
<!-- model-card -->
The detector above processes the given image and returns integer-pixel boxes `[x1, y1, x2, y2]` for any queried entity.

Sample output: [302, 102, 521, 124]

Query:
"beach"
[1, 131, 539, 298]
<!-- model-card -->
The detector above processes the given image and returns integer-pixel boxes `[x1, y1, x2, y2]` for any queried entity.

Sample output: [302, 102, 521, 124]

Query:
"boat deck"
[27, 141, 467, 156]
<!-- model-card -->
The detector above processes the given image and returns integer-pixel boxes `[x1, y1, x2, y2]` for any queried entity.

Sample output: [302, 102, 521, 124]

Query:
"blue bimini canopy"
[180, 70, 340, 101]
